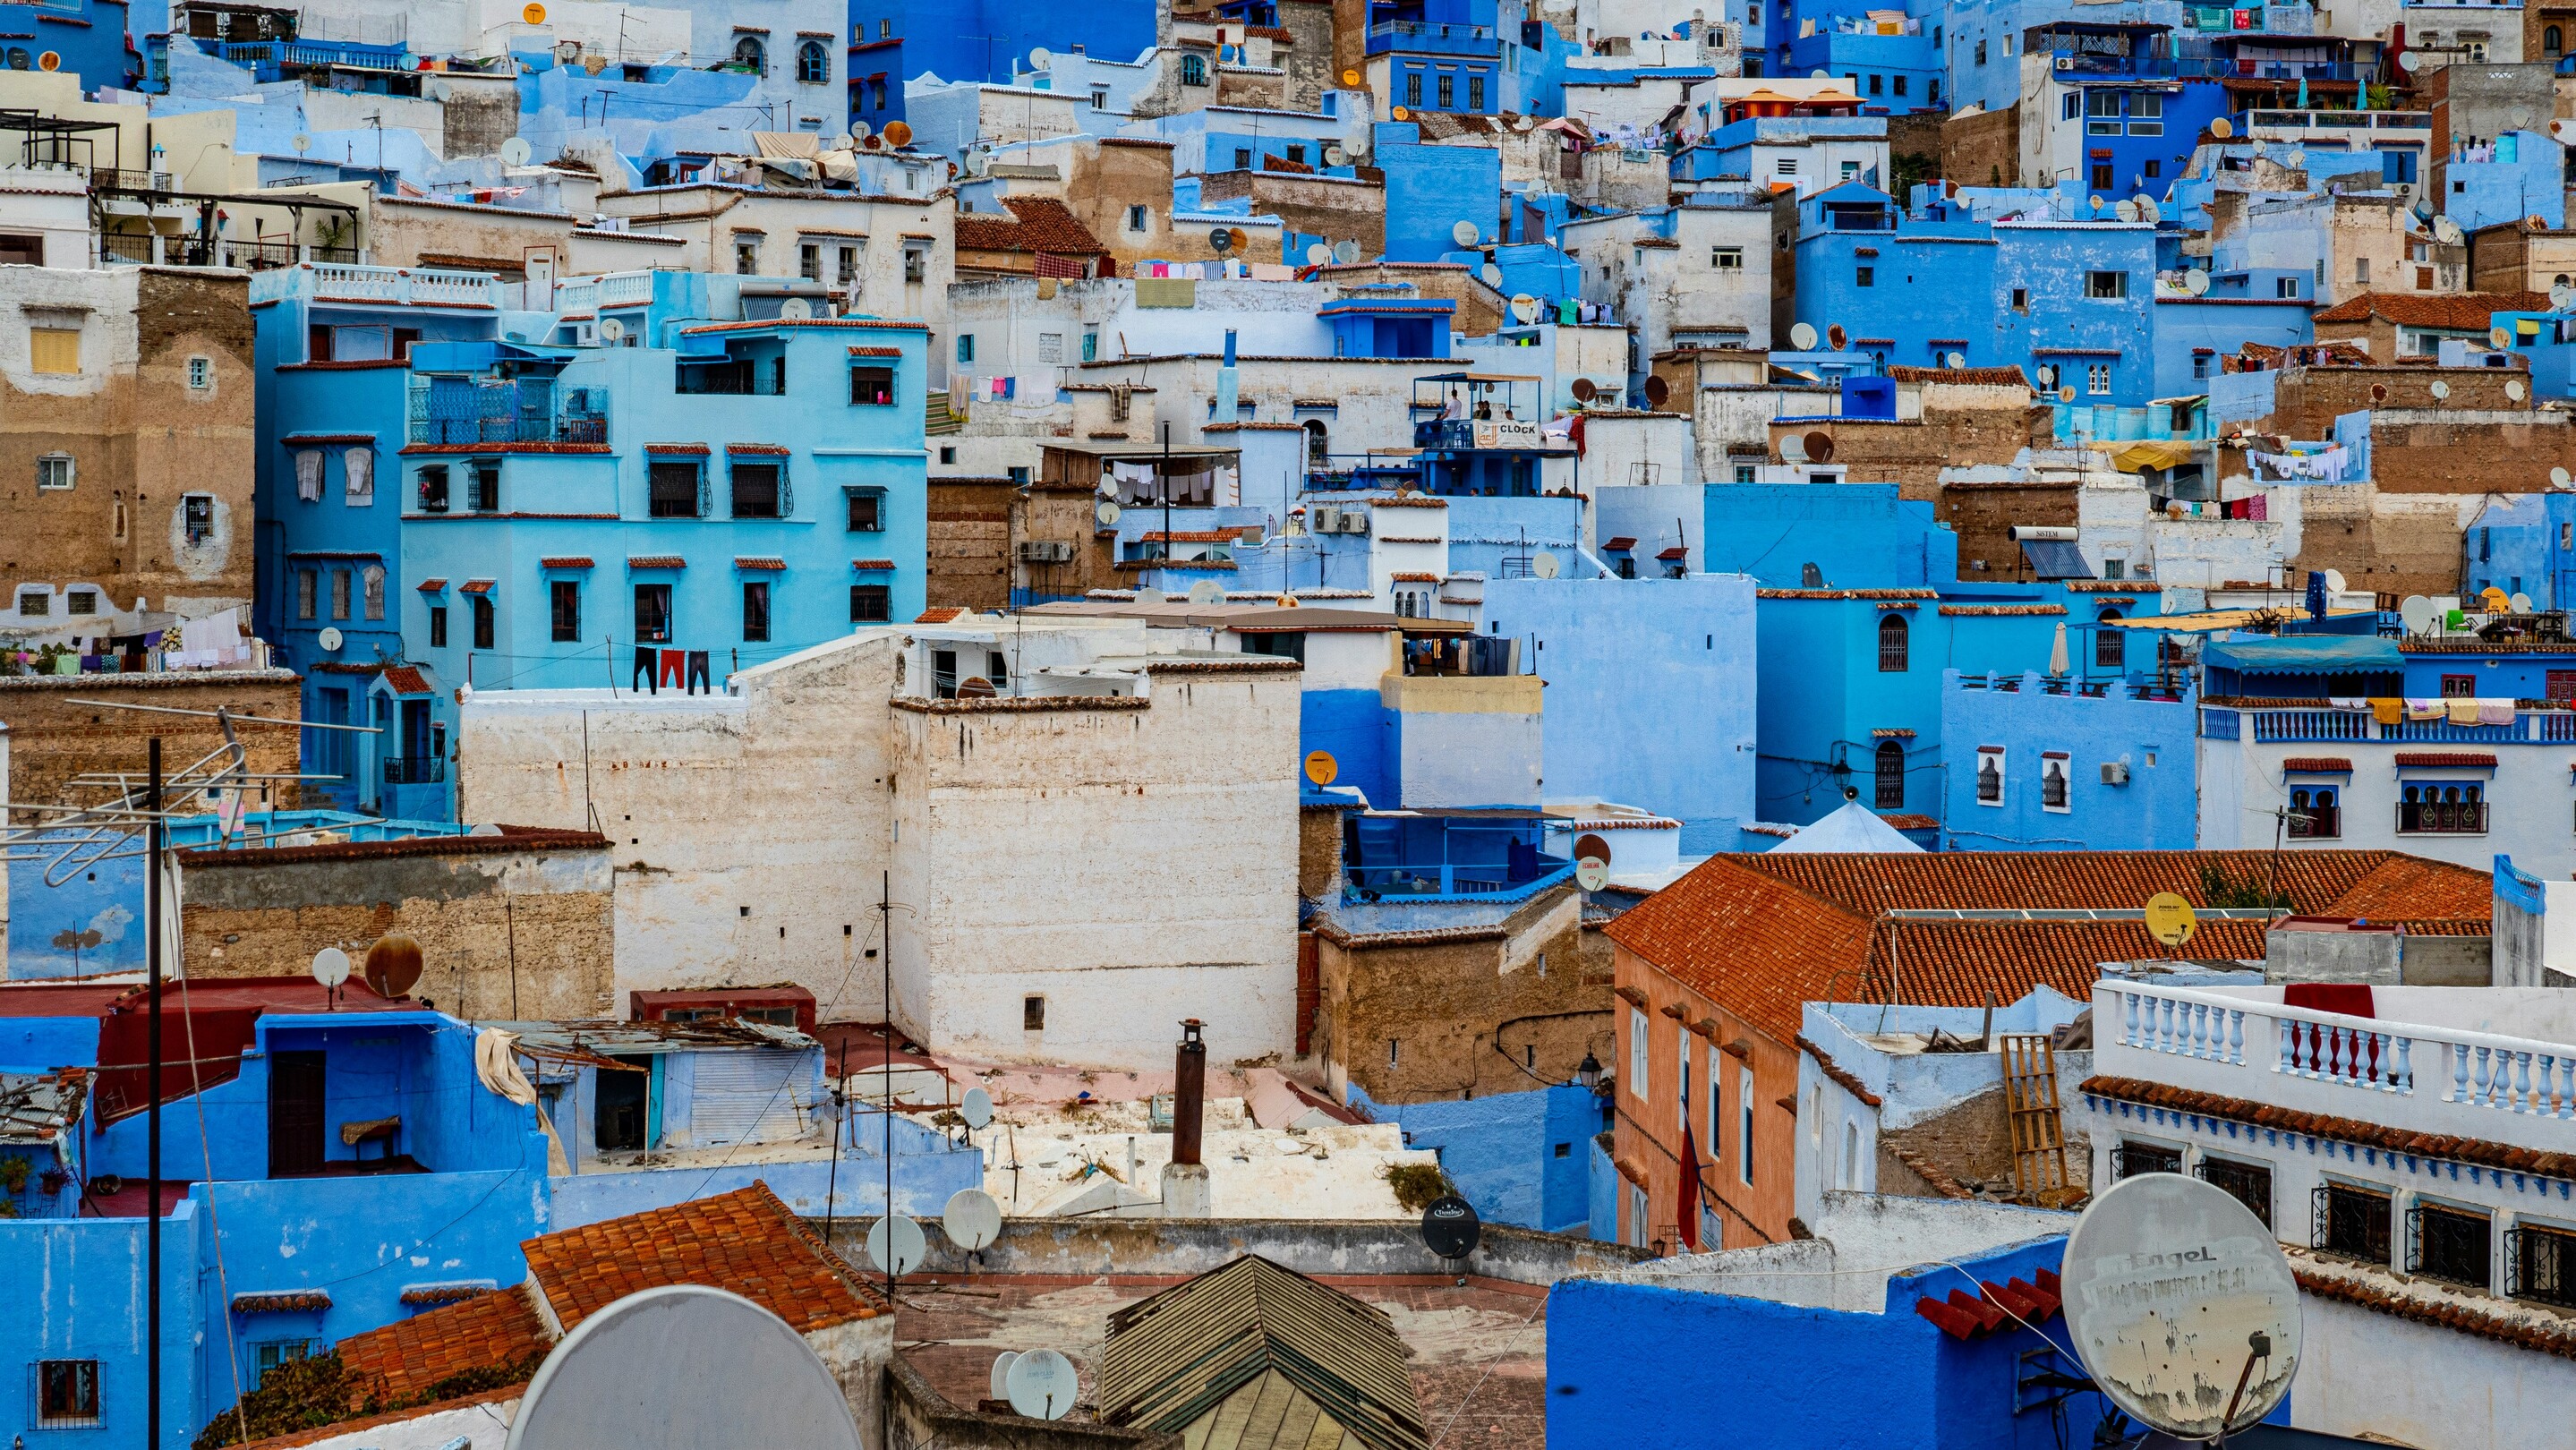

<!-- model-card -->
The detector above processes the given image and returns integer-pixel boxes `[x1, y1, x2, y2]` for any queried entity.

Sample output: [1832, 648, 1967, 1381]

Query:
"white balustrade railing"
[553, 277, 601, 314]
[2105, 981, 2576, 1122]
[595, 270, 656, 307]
[297, 262, 499, 308]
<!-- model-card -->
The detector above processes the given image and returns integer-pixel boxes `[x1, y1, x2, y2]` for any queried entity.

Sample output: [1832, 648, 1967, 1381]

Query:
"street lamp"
[1575, 1052, 1602, 1092]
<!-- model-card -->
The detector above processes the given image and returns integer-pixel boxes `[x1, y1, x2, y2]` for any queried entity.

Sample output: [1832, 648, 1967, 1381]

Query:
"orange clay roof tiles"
[522, 1181, 883, 1335]
[1605, 850, 2490, 1044]
[336, 1284, 551, 1402]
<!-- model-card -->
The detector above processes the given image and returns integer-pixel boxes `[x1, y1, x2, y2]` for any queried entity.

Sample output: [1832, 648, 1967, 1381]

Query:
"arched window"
[1877, 612, 1908, 672]
[796, 39, 828, 84]
[2095, 608, 2125, 670]
[1180, 52, 1207, 86]
[1800, 561, 1822, 587]
[1873, 739, 1905, 809]
[1304, 418, 1329, 468]
[731, 35, 766, 74]
[2548, 23, 2563, 55]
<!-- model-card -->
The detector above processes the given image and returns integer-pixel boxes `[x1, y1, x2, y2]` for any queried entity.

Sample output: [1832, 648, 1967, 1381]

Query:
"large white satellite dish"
[943, 1187, 1003, 1252]
[1004, 1349, 1080, 1420]
[505, 1285, 862, 1450]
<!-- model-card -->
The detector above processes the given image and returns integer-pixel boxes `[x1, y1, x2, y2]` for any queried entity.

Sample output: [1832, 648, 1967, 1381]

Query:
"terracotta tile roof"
[644, 442, 712, 456]
[1608, 851, 2491, 1043]
[379, 665, 431, 696]
[2280, 756, 2352, 772]
[232, 1290, 333, 1314]
[916, 607, 966, 623]
[235, 1384, 525, 1450]
[522, 1183, 884, 1334]
[2310, 290, 2551, 328]
[727, 442, 791, 456]
[2292, 1259, 2576, 1360]
[954, 197, 1110, 257]
[2395, 751, 2496, 767]
[734, 556, 789, 570]
[337, 1284, 551, 1403]
[627, 555, 687, 569]
[540, 556, 594, 569]
[1886, 365, 2031, 387]
[2082, 1076, 2576, 1181]
[1794, 1033, 1881, 1107]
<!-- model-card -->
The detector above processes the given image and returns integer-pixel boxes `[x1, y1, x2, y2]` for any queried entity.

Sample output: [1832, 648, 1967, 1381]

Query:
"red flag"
[1677, 1120, 1704, 1251]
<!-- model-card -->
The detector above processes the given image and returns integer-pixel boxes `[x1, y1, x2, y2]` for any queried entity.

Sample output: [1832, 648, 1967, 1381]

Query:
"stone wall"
[1199, 170, 1388, 259]
[1942, 103, 2019, 188]
[1939, 481, 2077, 578]
[0, 670, 303, 809]
[1769, 407, 2046, 501]
[927, 478, 1013, 610]
[179, 829, 616, 1019]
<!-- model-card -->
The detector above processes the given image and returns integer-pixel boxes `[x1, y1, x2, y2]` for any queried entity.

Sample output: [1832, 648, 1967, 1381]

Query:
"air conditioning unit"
[1312, 505, 1343, 533]
[1340, 512, 1369, 534]
[2054, 55, 2073, 71]
[2101, 761, 2130, 786]
[1016, 540, 1075, 563]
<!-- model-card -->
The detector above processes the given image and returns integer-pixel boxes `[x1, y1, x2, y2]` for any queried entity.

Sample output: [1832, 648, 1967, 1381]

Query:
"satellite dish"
[600, 317, 627, 343]
[851, 120, 874, 141]
[291, 132, 311, 153]
[1096, 500, 1121, 526]
[2509, 379, 2529, 402]
[2209, 116, 2234, 139]
[1571, 377, 1597, 402]
[317, 627, 344, 652]
[2143, 891, 2197, 947]
[2555, 467, 2573, 488]
[1510, 294, 1540, 324]
[2058, 385, 2077, 404]
[866, 1214, 928, 1278]
[1944, 350, 1966, 369]
[2114, 200, 2138, 222]
[955, 676, 996, 698]
[1208, 226, 1235, 252]
[2089, 195, 2105, 212]
[364, 934, 423, 998]
[2370, 383, 2388, 403]
[499, 136, 533, 166]
[960, 1087, 994, 1130]
[823, 133, 851, 151]
[1826, 323, 1847, 350]
[884, 120, 914, 148]
[1789, 321, 1818, 350]
[1334, 240, 1361, 264]
[310, 946, 352, 991]
[962, 152, 986, 176]
[1325, 144, 1346, 166]
[36, 48, 58, 71]
[1421, 1194, 1481, 1259]
[989, 1352, 1021, 1403]
[2430, 380, 2451, 399]
[1028, 46, 1052, 68]
[2435, 216, 2464, 247]
[1803, 430, 1836, 464]
[1391, 105, 1411, 122]
[1451, 219, 1481, 248]
[2556, 284, 2576, 310]
[1187, 578, 1224, 604]
[1574, 857, 1608, 891]
[2060, 1175, 2301, 1442]
[2137, 196, 2161, 224]
[2397, 50, 2421, 72]
[780, 296, 814, 320]
[1481, 263, 1504, 287]
[943, 1187, 1003, 1251]
[1304, 750, 1339, 786]
[1305, 243, 1332, 266]
[2034, 364, 2058, 388]
[1779, 432, 1807, 462]
[2399, 595, 2437, 633]
[2492, 325, 2514, 347]
[2287, 149, 2306, 168]
[1644, 374, 1670, 406]
[520, 0, 546, 22]
[1135, 586, 1165, 606]
[1342, 67, 1361, 86]
[2185, 269, 2211, 295]
[1532, 550, 1561, 579]
[505, 1284, 861, 1450]
[1005, 1349, 1079, 1420]
[2323, 568, 2347, 596]
[2513, 592, 2535, 613]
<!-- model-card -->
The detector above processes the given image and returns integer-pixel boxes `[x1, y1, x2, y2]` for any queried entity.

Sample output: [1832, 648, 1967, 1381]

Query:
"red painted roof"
[337, 1284, 551, 1402]
[954, 196, 1111, 257]
[2312, 289, 2550, 328]
[380, 665, 431, 696]
[524, 1182, 884, 1334]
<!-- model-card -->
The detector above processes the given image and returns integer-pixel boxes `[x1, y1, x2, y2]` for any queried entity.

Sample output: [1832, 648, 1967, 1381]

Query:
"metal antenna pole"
[146, 735, 163, 1450]
[1162, 421, 1173, 585]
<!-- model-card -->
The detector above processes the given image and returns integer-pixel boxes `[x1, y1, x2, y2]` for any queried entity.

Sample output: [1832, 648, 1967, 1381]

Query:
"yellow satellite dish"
[38, 50, 61, 71]
[1304, 750, 1338, 786]
[2144, 892, 2198, 948]
[1342, 67, 1361, 87]
[522, 1, 547, 22]
[1391, 106, 1410, 122]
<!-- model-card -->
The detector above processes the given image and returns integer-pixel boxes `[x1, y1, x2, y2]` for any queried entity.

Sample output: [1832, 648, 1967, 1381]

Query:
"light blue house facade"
[1375, 122, 1507, 261]
[1348, 1080, 1602, 1232]
[2461, 491, 2576, 612]
[252, 264, 930, 820]
[1938, 668, 2196, 850]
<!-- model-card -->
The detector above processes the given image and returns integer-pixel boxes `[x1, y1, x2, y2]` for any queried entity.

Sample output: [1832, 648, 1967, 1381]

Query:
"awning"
[2097, 439, 2201, 473]
[2204, 635, 2403, 676]
[2018, 538, 2094, 581]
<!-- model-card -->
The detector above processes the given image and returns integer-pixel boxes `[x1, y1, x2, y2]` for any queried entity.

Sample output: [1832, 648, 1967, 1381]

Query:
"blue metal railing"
[407, 377, 609, 446]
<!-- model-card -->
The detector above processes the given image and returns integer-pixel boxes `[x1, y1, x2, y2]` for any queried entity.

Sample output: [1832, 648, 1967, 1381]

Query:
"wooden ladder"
[2000, 1033, 2077, 1208]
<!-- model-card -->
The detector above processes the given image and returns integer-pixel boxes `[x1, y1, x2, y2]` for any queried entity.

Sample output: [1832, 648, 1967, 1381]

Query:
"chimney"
[1162, 1019, 1213, 1216]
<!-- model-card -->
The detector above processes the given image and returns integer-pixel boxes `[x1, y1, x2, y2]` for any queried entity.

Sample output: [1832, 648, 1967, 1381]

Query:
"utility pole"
[146, 736, 162, 1450]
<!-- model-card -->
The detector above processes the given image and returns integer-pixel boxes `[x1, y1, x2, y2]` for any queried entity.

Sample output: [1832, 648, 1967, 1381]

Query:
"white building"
[1560, 192, 1789, 355]
[2085, 973, 2576, 1446]
[457, 618, 1302, 1070]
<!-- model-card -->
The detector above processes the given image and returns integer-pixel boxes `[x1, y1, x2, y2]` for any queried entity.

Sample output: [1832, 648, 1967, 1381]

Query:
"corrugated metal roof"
[1099, 1255, 1428, 1450]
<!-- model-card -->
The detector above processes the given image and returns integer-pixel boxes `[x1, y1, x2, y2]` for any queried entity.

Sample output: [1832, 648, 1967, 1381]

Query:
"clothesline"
[2326, 696, 2521, 725]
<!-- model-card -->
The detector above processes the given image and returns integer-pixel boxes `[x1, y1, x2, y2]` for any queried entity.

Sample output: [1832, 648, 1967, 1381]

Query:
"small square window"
[1712, 245, 1743, 269]
[2086, 270, 2128, 300]
[36, 454, 73, 490]
[187, 355, 213, 389]
[850, 584, 891, 622]
[19, 590, 49, 617]
[429, 604, 448, 648]
[2010, 287, 2028, 311]
[849, 365, 896, 405]
[1855, 266, 1874, 287]
[37, 1360, 99, 1428]
[1023, 994, 1045, 1030]
[66, 590, 96, 616]
[846, 488, 885, 532]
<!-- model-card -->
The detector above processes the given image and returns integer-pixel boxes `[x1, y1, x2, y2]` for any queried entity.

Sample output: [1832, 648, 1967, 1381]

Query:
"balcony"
[381, 756, 446, 785]
[251, 263, 499, 309]
[2094, 980, 2576, 1152]
[1366, 20, 1501, 56]
[193, 36, 411, 82]
[2398, 799, 2486, 835]
[406, 377, 610, 447]
[2285, 805, 2340, 840]
[2199, 704, 2573, 745]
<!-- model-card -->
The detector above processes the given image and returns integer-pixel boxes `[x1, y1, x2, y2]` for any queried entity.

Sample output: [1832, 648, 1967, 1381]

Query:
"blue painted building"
[2443, 131, 2566, 234]
[844, 0, 1158, 129]
[1348, 1081, 1602, 1231]
[1938, 668, 2196, 850]
[252, 264, 929, 819]
[2018, 22, 2228, 201]
[5, 0, 133, 90]
[1369, 0, 1505, 116]
[2461, 491, 2576, 612]
[1376, 121, 1506, 262]
[1783, 4, 1942, 109]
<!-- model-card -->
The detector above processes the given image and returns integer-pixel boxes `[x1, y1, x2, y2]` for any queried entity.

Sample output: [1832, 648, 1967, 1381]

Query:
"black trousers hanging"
[633, 645, 659, 694]
[686, 651, 712, 695]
